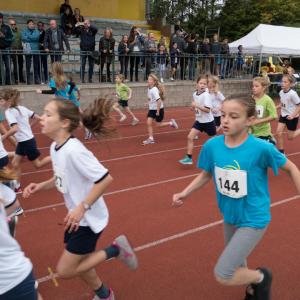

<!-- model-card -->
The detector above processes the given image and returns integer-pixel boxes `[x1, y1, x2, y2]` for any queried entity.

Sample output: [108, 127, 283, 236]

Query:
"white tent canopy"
[229, 24, 300, 55]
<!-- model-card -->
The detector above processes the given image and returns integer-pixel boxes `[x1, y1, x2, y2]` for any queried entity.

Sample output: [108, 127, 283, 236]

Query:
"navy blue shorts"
[214, 116, 221, 127]
[192, 120, 216, 136]
[147, 108, 164, 122]
[118, 100, 128, 107]
[0, 155, 9, 169]
[279, 115, 299, 131]
[0, 270, 37, 300]
[64, 226, 102, 255]
[15, 138, 40, 161]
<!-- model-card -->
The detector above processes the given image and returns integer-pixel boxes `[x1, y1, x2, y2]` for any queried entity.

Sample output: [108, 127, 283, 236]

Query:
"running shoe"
[14, 186, 23, 194]
[8, 215, 18, 237]
[244, 285, 255, 300]
[252, 268, 272, 300]
[12, 206, 24, 216]
[120, 115, 127, 122]
[142, 138, 155, 145]
[170, 119, 178, 129]
[93, 289, 115, 300]
[84, 130, 92, 140]
[179, 155, 193, 165]
[131, 118, 139, 126]
[113, 235, 138, 270]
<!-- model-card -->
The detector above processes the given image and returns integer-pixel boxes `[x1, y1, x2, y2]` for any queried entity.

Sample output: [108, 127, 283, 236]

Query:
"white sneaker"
[131, 118, 139, 126]
[170, 77, 174, 81]
[84, 130, 92, 140]
[93, 289, 115, 300]
[160, 77, 164, 83]
[170, 119, 178, 129]
[120, 115, 127, 122]
[142, 138, 155, 145]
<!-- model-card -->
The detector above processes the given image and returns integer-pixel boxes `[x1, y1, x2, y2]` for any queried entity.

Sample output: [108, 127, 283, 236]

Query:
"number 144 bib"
[215, 166, 247, 199]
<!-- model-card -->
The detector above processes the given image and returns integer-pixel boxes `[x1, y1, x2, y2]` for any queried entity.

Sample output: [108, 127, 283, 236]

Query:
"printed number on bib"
[54, 167, 67, 194]
[256, 105, 264, 118]
[215, 166, 247, 199]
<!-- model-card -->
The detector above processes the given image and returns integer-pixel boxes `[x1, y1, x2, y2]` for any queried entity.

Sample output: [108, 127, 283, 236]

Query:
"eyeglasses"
[10, 23, 16, 26]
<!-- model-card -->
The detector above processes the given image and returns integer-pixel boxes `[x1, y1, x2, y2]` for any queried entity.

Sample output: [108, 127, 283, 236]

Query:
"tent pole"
[258, 52, 262, 76]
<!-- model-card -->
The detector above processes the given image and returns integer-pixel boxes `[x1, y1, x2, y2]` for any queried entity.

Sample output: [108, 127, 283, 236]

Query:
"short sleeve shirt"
[148, 87, 164, 110]
[210, 91, 225, 117]
[116, 83, 130, 101]
[50, 137, 109, 233]
[5, 106, 34, 142]
[197, 135, 287, 228]
[193, 91, 214, 123]
[279, 89, 300, 117]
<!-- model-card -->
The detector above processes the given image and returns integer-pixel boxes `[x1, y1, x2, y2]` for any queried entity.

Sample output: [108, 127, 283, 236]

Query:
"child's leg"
[0, 122, 17, 147]
[32, 156, 51, 169]
[276, 122, 286, 151]
[186, 128, 200, 156]
[125, 107, 138, 121]
[146, 117, 154, 138]
[12, 154, 22, 182]
[113, 103, 125, 118]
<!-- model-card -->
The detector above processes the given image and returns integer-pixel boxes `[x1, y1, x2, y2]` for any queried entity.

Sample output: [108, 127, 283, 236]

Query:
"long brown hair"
[0, 88, 20, 109]
[51, 98, 116, 137]
[148, 73, 165, 101]
[52, 62, 67, 90]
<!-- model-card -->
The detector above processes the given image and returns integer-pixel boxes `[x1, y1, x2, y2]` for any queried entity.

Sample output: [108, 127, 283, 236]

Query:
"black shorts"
[192, 120, 216, 136]
[15, 138, 40, 161]
[118, 100, 128, 107]
[0, 270, 37, 300]
[279, 115, 299, 131]
[147, 108, 164, 122]
[0, 155, 9, 169]
[64, 226, 102, 255]
[214, 116, 221, 127]
[257, 135, 276, 145]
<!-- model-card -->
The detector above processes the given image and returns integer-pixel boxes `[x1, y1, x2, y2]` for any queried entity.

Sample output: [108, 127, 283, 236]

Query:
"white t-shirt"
[5, 106, 34, 142]
[148, 86, 164, 110]
[50, 137, 109, 233]
[193, 91, 214, 123]
[0, 203, 32, 295]
[210, 91, 225, 117]
[0, 134, 8, 159]
[279, 89, 300, 117]
[0, 183, 16, 208]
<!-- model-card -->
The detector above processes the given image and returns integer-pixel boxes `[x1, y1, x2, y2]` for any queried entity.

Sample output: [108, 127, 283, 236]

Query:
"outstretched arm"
[281, 159, 300, 193]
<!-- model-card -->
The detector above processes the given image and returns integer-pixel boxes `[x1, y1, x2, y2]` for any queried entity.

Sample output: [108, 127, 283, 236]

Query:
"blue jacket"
[21, 28, 40, 51]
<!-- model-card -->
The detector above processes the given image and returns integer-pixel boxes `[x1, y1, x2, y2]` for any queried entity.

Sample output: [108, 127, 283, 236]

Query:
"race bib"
[215, 166, 247, 199]
[256, 105, 264, 118]
[54, 167, 67, 194]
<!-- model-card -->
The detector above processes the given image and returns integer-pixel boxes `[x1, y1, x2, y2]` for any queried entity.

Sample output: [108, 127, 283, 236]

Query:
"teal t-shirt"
[49, 78, 80, 107]
[197, 135, 287, 229]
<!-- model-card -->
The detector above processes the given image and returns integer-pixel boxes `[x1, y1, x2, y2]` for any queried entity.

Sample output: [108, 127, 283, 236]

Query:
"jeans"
[11, 53, 24, 83]
[80, 53, 94, 82]
[129, 54, 140, 81]
[40, 54, 48, 83]
[119, 55, 129, 79]
[0, 53, 11, 85]
[25, 54, 41, 84]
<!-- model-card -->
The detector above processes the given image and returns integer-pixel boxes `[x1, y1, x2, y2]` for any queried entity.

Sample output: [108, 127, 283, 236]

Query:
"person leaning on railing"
[118, 34, 130, 80]
[44, 19, 70, 64]
[0, 13, 13, 85]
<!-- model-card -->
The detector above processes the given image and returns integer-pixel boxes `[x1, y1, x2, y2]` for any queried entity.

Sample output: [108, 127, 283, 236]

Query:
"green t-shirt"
[251, 94, 277, 137]
[116, 83, 130, 101]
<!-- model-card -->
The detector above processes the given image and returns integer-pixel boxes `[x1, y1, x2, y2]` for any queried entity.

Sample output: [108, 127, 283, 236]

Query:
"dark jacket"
[118, 41, 129, 57]
[200, 43, 210, 55]
[38, 30, 45, 51]
[0, 23, 13, 49]
[157, 51, 168, 65]
[221, 43, 230, 55]
[60, 3, 73, 15]
[170, 35, 186, 53]
[44, 27, 70, 51]
[76, 26, 97, 51]
[186, 40, 197, 55]
[170, 48, 180, 65]
[99, 36, 115, 61]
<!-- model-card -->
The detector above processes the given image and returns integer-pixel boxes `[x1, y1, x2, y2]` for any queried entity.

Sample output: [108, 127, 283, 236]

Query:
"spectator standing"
[37, 21, 48, 84]
[118, 34, 130, 80]
[128, 26, 144, 82]
[210, 33, 221, 76]
[236, 44, 244, 78]
[99, 28, 115, 82]
[220, 38, 229, 79]
[8, 18, 24, 84]
[21, 19, 41, 84]
[156, 44, 168, 83]
[201, 37, 211, 74]
[44, 20, 70, 63]
[60, 0, 73, 28]
[170, 42, 180, 81]
[0, 13, 13, 85]
[61, 7, 73, 36]
[186, 33, 197, 80]
[75, 19, 97, 83]
[144, 32, 157, 79]
[72, 8, 84, 36]
[170, 30, 186, 80]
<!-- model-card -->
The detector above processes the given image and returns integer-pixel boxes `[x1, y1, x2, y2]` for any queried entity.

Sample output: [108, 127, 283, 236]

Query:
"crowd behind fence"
[0, 50, 263, 86]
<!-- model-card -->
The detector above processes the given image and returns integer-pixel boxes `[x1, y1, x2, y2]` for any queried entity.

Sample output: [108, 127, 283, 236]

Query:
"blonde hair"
[208, 75, 220, 93]
[52, 62, 67, 90]
[253, 76, 270, 92]
[0, 88, 20, 109]
[148, 73, 165, 100]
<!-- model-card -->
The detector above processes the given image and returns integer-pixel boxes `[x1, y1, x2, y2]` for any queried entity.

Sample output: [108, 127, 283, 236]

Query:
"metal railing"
[0, 49, 266, 86]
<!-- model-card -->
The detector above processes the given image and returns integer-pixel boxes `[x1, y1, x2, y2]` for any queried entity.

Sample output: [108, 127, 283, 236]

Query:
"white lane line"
[24, 173, 199, 213]
[36, 193, 300, 285]
[21, 144, 202, 176]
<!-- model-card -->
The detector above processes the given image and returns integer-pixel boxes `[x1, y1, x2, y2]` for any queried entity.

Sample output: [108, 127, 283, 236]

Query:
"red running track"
[10, 106, 300, 300]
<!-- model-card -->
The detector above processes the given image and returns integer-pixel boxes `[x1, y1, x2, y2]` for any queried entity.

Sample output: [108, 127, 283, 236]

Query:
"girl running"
[173, 95, 300, 300]
[0, 88, 51, 193]
[276, 74, 300, 153]
[23, 98, 138, 300]
[179, 75, 216, 165]
[142, 73, 178, 145]
[113, 74, 139, 125]
[251, 77, 277, 144]
[208, 75, 225, 132]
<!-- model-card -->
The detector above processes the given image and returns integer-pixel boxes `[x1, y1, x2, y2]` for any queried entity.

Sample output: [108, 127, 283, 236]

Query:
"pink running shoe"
[113, 235, 138, 270]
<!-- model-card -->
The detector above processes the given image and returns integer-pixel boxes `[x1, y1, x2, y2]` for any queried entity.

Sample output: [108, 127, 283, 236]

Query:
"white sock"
[149, 136, 154, 140]
[257, 272, 264, 283]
